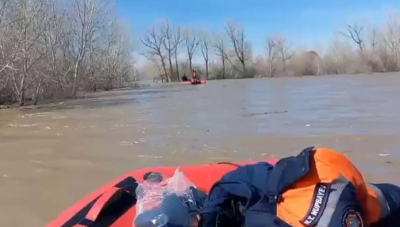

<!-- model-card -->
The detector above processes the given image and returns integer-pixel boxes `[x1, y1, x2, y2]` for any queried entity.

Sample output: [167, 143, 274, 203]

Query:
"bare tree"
[0, 0, 9, 27]
[323, 38, 358, 74]
[0, 0, 136, 105]
[342, 23, 365, 52]
[225, 20, 251, 74]
[172, 25, 182, 81]
[161, 21, 182, 82]
[213, 35, 228, 79]
[8, 0, 49, 105]
[0, 0, 15, 103]
[41, 0, 71, 98]
[0, 0, 15, 75]
[200, 32, 210, 79]
[369, 27, 378, 52]
[266, 37, 278, 77]
[141, 26, 169, 82]
[99, 19, 134, 90]
[362, 26, 386, 72]
[142, 53, 164, 82]
[161, 20, 175, 81]
[276, 36, 292, 72]
[384, 14, 400, 69]
[69, 0, 106, 97]
[184, 28, 199, 72]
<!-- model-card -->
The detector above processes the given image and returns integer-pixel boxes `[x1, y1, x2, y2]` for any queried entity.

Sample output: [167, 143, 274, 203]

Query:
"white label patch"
[301, 183, 331, 226]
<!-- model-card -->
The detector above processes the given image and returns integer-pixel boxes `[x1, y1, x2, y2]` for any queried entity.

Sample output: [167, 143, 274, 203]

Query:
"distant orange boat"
[182, 79, 207, 85]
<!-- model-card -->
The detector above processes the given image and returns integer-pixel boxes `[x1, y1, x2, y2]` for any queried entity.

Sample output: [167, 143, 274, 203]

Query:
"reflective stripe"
[368, 183, 391, 218]
[317, 176, 350, 226]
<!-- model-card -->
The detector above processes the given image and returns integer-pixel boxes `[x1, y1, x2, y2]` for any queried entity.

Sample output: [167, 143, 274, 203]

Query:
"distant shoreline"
[2, 71, 399, 110]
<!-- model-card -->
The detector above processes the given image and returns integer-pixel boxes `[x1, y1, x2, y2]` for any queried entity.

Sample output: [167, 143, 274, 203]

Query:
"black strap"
[61, 177, 138, 227]
[217, 162, 241, 167]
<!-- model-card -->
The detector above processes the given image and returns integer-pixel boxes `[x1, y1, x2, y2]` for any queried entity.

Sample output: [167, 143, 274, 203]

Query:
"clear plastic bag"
[134, 169, 197, 227]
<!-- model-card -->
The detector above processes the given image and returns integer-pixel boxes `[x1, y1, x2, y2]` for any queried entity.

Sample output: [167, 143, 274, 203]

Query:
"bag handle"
[73, 186, 132, 227]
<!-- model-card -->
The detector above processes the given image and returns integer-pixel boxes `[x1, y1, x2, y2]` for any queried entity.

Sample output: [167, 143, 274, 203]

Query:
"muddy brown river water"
[1, 73, 400, 226]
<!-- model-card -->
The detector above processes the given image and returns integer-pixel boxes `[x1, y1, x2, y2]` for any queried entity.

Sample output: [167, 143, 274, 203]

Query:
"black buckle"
[266, 192, 281, 203]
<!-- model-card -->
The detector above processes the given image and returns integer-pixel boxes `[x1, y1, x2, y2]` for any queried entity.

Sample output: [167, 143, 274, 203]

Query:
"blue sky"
[116, 0, 400, 64]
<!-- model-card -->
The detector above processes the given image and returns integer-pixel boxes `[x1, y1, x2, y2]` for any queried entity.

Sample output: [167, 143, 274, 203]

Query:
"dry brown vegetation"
[142, 13, 400, 82]
[0, 0, 136, 105]
[2, 1, 400, 106]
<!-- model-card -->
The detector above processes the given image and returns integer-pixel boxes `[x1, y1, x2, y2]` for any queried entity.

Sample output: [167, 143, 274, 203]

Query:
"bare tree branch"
[266, 36, 278, 77]
[172, 25, 183, 80]
[275, 36, 292, 73]
[200, 31, 209, 79]
[341, 23, 365, 52]
[225, 20, 251, 74]
[184, 28, 199, 72]
[213, 34, 228, 79]
[140, 25, 169, 82]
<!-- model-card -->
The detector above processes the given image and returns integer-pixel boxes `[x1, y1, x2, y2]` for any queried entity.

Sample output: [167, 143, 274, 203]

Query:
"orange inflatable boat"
[48, 159, 278, 227]
[181, 79, 207, 85]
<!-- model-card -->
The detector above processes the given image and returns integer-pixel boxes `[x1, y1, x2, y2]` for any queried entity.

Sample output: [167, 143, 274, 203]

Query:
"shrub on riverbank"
[0, 0, 136, 106]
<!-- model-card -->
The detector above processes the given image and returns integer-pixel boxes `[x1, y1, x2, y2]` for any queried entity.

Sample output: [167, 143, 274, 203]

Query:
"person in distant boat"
[182, 74, 188, 81]
[192, 70, 200, 84]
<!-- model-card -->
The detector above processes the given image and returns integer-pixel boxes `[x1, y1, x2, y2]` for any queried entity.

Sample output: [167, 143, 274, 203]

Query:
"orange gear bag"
[276, 147, 383, 227]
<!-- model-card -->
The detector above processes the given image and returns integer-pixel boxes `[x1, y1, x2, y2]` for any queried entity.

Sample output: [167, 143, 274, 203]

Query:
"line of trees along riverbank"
[2, 1, 400, 106]
[0, 0, 136, 106]
[141, 12, 400, 82]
